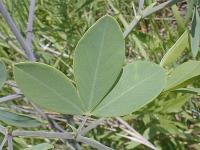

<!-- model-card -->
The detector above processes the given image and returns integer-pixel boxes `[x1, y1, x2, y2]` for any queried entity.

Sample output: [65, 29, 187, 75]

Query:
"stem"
[0, 0, 35, 61]
[39, 42, 69, 58]
[77, 135, 114, 150]
[0, 134, 7, 149]
[12, 130, 113, 150]
[0, 94, 22, 103]
[138, 0, 144, 12]
[12, 131, 74, 140]
[123, 15, 141, 38]
[26, 0, 36, 50]
[117, 117, 157, 150]
[108, 0, 129, 28]
[0, 125, 7, 135]
[7, 134, 13, 150]
[142, 0, 179, 18]
[123, 0, 179, 38]
[76, 116, 87, 136]
[80, 118, 105, 136]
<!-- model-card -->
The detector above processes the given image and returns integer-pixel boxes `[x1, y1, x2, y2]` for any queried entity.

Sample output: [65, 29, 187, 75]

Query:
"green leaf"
[186, 0, 195, 23]
[161, 95, 188, 113]
[191, 6, 200, 58]
[0, 62, 7, 89]
[24, 143, 53, 150]
[173, 88, 200, 95]
[0, 109, 41, 127]
[172, 5, 185, 32]
[158, 117, 180, 134]
[93, 61, 166, 117]
[160, 30, 189, 67]
[74, 15, 125, 112]
[13, 62, 84, 115]
[165, 61, 200, 91]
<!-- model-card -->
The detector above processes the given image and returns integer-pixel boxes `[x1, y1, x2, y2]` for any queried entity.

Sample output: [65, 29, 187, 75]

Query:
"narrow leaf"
[74, 15, 125, 112]
[93, 61, 166, 117]
[0, 62, 7, 89]
[0, 109, 41, 128]
[165, 61, 200, 91]
[24, 143, 53, 150]
[191, 6, 200, 58]
[172, 5, 185, 32]
[173, 88, 200, 95]
[160, 30, 189, 67]
[13, 62, 84, 115]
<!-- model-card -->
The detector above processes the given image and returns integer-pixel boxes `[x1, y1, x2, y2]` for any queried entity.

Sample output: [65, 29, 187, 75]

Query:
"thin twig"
[117, 117, 157, 150]
[123, 15, 141, 38]
[138, 0, 144, 12]
[80, 118, 105, 136]
[0, 0, 35, 61]
[12, 130, 114, 150]
[12, 130, 74, 139]
[77, 135, 114, 150]
[116, 133, 148, 146]
[108, 0, 128, 28]
[0, 94, 22, 103]
[39, 42, 69, 58]
[0, 125, 7, 150]
[0, 134, 7, 150]
[142, 0, 179, 18]
[123, 0, 179, 38]
[0, 125, 7, 135]
[7, 134, 13, 150]
[76, 116, 87, 136]
[25, 0, 36, 51]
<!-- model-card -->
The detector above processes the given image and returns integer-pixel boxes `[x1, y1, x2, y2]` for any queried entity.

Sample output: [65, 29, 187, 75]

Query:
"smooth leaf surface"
[160, 30, 189, 67]
[0, 62, 7, 89]
[14, 62, 84, 115]
[93, 61, 166, 117]
[74, 15, 125, 112]
[165, 61, 200, 91]
[24, 143, 54, 150]
[191, 6, 200, 57]
[0, 109, 41, 127]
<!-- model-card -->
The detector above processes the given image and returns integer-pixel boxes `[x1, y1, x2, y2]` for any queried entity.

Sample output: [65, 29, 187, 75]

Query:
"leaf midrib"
[16, 67, 83, 113]
[94, 71, 162, 112]
[87, 21, 108, 110]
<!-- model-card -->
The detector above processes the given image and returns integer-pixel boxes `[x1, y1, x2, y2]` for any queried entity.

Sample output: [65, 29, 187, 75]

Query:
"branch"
[80, 118, 105, 136]
[0, 94, 22, 103]
[12, 130, 114, 150]
[0, 134, 7, 149]
[25, 0, 36, 50]
[77, 135, 114, 150]
[0, 125, 7, 135]
[142, 0, 179, 18]
[12, 130, 74, 140]
[0, 0, 36, 61]
[108, 0, 129, 28]
[138, 0, 144, 12]
[123, 0, 179, 38]
[7, 134, 13, 150]
[117, 117, 157, 150]
[76, 116, 87, 136]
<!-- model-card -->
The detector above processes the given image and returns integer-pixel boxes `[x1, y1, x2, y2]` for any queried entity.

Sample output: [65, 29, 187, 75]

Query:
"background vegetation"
[0, 0, 200, 149]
